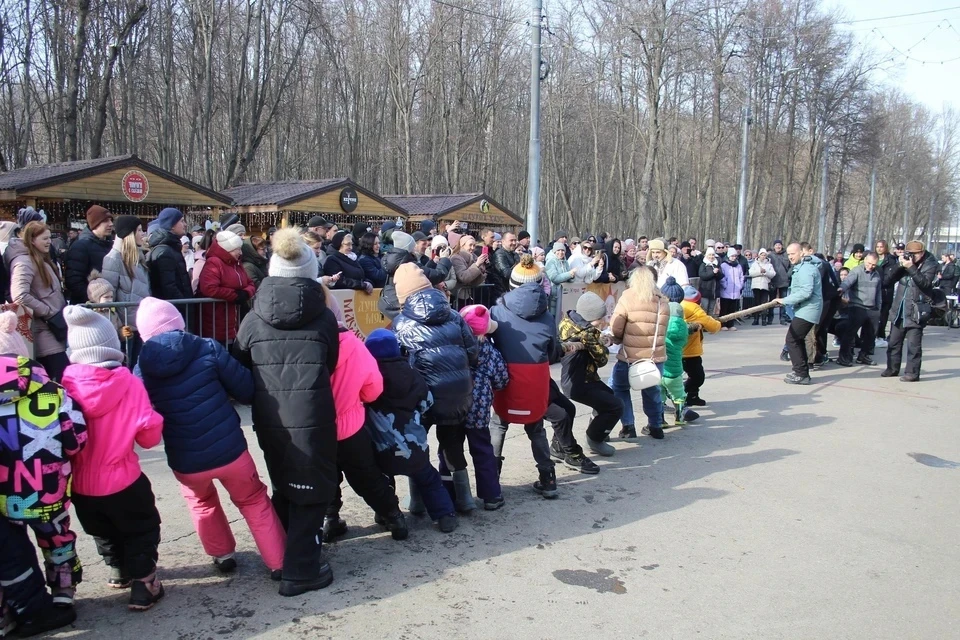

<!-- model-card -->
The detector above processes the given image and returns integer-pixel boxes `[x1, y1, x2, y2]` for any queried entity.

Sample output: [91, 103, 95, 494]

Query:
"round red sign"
[121, 170, 149, 202]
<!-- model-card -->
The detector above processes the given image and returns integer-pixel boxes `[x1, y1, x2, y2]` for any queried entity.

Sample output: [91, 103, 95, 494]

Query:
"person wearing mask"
[101, 215, 152, 363]
[647, 238, 689, 287]
[65, 205, 114, 303]
[874, 240, 899, 347]
[749, 248, 776, 325]
[718, 248, 745, 330]
[241, 236, 269, 289]
[837, 252, 882, 367]
[199, 231, 256, 345]
[323, 232, 373, 293]
[698, 247, 721, 315]
[881, 240, 940, 382]
[147, 208, 193, 303]
[768, 240, 792, 325]
[772, 243, 823, 385]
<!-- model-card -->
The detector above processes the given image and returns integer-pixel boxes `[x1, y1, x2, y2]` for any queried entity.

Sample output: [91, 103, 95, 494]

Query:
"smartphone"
[482, 246, 489, 257]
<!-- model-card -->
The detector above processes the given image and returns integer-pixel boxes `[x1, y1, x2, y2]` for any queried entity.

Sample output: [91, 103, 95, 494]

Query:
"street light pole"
[903, 187, 910, 242]
[736, 99, 750, 246]
[818, 142, 829, 252]
[867, 166, 876, 249]
[525, 0, 543, 247]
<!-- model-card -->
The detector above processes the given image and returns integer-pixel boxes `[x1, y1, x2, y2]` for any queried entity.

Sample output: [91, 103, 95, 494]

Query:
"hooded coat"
[663, 302, 689, 379]
[8, 240, 67, 357]
[136, 331, 254, 475]
[240, 240, 268, 289]
[393, 288, 478, 425]
[147, 228, 193, 301]
[232, 276, 340, 505]
[64, 230, 113, 303]
[330, 328, 384, 441]
[199, 240, 256, 342]
[366, 355, 432, 477]
[598, 240, 625, 283]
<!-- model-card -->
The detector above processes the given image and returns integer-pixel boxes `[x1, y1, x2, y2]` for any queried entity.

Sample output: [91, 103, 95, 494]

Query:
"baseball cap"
[895, 242, 906, 250]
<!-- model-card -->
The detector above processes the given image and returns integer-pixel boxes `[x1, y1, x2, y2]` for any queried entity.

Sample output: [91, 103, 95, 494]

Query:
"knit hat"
[412, 231, 427, 243]
[660, 276, 684, 303]
[431, 235, 449, 251]
[852, 243, 865, 254]
[509, 255, 543, 289]
[307, 216, 328, 228]
[705, 247, 716, 257]
[180, 236, 190, 246]
[905, 240, 924, 253]
[114, 215, 141, 239]
[393, 231, 416, 253]
[518, 230, 531, 242]
[447, 231, 463, 250]
[64, 306, 124, 367]
[623, 238, 635, 248]
[648, 239, 666, 252]
[136, 297, 185, 342]
[576, 292, 606, 322]
[192, 235, 203, 249]
[758, 248, 768, 256]
[365, 328, 401, 359]
[493, 232, 502, 242]
[705, 238, 716, 247]
[216, 230, 242, 253]
[459, 305, 498, 336]
[421, 220, 437, 235]
[87, 270, 114, 303]
[773, 239, 784, 246]
[683, 285, 701, 304]
[268, 228, 318, 279]
[226, 223, 246, 237]
[156, 207, 184, 231]
[17, 206, 44, 228]
[554, 229, 569, 241]
[395, 263, 432, 304]
[0, 311, 29, 358]
[85, 205, 113, 231]
[552, 242, 565, 252]
[219, 213, 239, 229]
[726, 247, 739, 259]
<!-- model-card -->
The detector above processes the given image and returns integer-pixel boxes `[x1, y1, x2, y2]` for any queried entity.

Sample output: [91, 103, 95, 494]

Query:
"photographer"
[881, 241, 939, 382]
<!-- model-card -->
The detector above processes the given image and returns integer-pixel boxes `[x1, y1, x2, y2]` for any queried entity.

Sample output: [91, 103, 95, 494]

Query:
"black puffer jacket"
[64, 230, 113, 303]
[323, 250, 368, 290]
[378, 248, 452, 320]
[147, 229, 193, 301]
[392, 287, 478, 426]
[232, 277, 340, 505]
[885, 251, 940, 329]
[698, 260, 721, 298]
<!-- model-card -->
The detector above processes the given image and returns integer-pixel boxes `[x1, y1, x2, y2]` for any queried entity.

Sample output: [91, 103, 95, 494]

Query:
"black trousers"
[840, 307, 878, 362]
[435, 422, 469, 471]
[887, 320, 924, 378]
[0, 516, 51, 619]
[683, 356, 706, 397]
[37, 351, 69, 383]
[769, 287, 789, 322]
[877, 293, 894, 339]
[752, 289, 770, 318]
[719, 298, 739, 328]
[327, 428, 399, 519]
[570, 381, 623, 442]
[71, 473, 161, 581]
[545, 381, 581, 454]
[786, 318, 815, 377]
[816, 298, 840, 359]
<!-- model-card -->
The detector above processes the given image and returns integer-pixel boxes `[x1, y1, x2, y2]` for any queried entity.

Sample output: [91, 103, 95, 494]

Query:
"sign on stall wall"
[559, 282, 627, 325]
[330, 288, 391, 339]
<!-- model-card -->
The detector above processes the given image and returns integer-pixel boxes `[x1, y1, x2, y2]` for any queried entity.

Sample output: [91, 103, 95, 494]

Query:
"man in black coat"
[768, 240, 792, 324]
[491, 232, 520, 297]
[882, 241, 940, 382]
[64, 204, 114, 303]
[875, 240, 900, 343]
[147, 208, 193, 302]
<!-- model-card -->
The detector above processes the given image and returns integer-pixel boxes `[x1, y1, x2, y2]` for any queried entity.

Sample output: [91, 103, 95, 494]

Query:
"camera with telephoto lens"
[902, 252, 914, 260]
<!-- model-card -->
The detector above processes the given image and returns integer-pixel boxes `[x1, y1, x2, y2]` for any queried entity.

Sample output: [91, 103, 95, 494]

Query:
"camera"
[902, 252, 914, 260]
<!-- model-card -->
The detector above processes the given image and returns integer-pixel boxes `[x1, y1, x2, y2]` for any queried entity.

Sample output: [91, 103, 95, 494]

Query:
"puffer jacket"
[199, 241, 255, 343]
[490, 283, 561, 423]
[465, 339, 509, 430]
[232, 276, 340, 505]
[101, 240, 151, 330]
[681, 300, 721, 358]
[769, 249, 791, 289]
[240, 240, 268, 289]
[749, 258, 776, 291]
[558, 311, 609, 391]
[886, 251, 940, 329]
[0, 356, 86, 515]
[136, 330, 254, 475]
[719, 260, 745, 299]
[663, 302, 688, 379]
[148, 228, 193, 301]
[366, 356, 432, 477]
[8, 240, 67, 358]
[698, 258, 721, 299]
[610, 287, 669, 364]
[393, 288, 478, 426]
[331, 328, 383, 441]
[358, 253, 387, 288]
[323, 250, 368, 290]
[64, 230, 113, 303]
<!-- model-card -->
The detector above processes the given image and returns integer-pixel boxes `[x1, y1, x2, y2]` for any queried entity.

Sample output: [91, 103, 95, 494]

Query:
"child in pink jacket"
[61, 306, 165, 613]
[322, 320, 407, 544]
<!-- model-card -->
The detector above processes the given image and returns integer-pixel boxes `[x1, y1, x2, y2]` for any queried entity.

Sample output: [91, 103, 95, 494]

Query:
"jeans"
[887, 320, 924, 377]
[490, 420, 555, 473]
[700, 296, 716, 315]
[785, 318, 815, 377]
[609, 359, 663, 428]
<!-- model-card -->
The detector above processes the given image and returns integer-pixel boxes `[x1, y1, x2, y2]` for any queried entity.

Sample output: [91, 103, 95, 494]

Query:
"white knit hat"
[431, 235, 449, 251]
[64, 306, 124, 368]
[0, 311, 29, 358]
[268, 228, 318, 279]
[216, 230, 242, 253]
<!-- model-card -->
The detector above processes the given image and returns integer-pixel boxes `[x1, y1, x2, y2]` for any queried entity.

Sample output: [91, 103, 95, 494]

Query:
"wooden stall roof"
[223, 179, 407, 216]
[0, 154, 232, 206]
[383, 192, 521, 226]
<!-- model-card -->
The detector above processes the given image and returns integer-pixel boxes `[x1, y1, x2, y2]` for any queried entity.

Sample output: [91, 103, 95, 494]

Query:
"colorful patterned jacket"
[466, 339, 509, 430]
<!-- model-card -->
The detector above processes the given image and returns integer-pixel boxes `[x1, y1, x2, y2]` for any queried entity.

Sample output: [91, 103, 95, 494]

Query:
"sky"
[830, 1, 960, 112]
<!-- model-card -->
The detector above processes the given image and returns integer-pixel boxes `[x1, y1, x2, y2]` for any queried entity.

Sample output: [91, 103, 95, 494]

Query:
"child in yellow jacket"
[681, 285, 722, 406]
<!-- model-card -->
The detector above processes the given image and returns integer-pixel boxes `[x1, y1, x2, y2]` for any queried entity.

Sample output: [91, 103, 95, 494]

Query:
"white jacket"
[568, 253, 602, 283]
[749, 258, 776, 290]
[652, 256, 689, 287]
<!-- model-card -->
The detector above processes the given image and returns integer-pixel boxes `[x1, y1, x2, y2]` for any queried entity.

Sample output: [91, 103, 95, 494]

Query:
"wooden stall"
[222, 179, 408, 236]
[384, 192, 522, 234]
[0, 155, 231, 233]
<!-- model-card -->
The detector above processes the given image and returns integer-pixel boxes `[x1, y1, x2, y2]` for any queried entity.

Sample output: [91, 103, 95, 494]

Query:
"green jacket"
[781, 257, 823, 324]
[663, 302, 688, 379]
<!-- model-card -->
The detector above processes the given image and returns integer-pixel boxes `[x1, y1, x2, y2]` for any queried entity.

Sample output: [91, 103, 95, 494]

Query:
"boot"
[451, 469, 477, 513]
[128, 574, 164, 611]
[321, 515, 347, 543]
[762, 316, 769, 326]
[752, 317, 760, 326]
[375, 511, 409, 540]
[617, 424, 637, 439]
[278, 563, 333, 597]
[403, 477, 427, 516]
[533, 469, 558, 499]
[14, 604, 76, 637]
[687, 395, 706, 407]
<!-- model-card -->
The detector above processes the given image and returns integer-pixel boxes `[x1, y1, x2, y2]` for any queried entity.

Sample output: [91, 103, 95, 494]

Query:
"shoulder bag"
[628, 298, 663, 390]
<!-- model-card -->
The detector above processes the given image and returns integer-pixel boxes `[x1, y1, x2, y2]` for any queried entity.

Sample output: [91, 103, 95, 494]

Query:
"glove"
[363, 281, 374, 295]
[234, 289, 249, 305]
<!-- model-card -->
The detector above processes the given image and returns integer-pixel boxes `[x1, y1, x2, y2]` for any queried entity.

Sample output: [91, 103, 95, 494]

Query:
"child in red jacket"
[61, 306, 165, 612]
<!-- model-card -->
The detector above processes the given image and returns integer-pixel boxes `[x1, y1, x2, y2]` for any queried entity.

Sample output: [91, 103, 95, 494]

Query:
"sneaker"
[322, 515, 347, 543]
[375, 511, 409, 541]
[641, 425, 665, 439]
[779, 349, 791, 362]
[880, 369, 899, 378]
[483, 496, 506, 511]
[835, 358, 854, 367]
[278, 563, 333, 597]
[108, 566, 131, 589]
[270, 569, 282, 582]
[784, 373, 811, 385]
[617, 425, 637, 439]
[15, 604, 76, 637]
[899, 375, 919, 382]
[214, 555, 237, 574]
[875, 338, 888, 348]
[684, 409, 700, 422]
[438, 514, 458, 533]
[549, 439, 564, 461]
[51, 587, 75, 608]
[856, 356, 876, 366]
[129, 576, 165, 611]
[687, 395, 706, 407]
[586, 437, 616, 457]
[562, 451, 600, 475]
[533, 470, 558, 499]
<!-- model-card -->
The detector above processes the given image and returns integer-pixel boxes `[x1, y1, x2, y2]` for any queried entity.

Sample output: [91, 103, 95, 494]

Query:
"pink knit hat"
[0, 311, 29, 358]
[459, 304, 498, 336]
[136, 297, 186, 341]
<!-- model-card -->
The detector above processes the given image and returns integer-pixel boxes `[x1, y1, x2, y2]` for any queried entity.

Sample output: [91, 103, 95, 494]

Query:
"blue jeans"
[609, 360, 664, 428]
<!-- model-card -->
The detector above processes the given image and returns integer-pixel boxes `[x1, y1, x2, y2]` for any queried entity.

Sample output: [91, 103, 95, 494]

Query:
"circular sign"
[121, 170, 149, 202]
[339, 187, 359, 213]
[479, 199, 490, 214]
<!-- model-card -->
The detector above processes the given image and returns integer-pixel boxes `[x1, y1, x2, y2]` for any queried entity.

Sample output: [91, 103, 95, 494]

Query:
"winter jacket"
[681, 300, 722, 358]
[490, 283, 561, 423]
[769, 249, 791, 289]
[877, 253, 899, 301]
[780, 256, 823, 324]
[886, 251, 940, 329]
[843, 255, 863, 271]
[558, 311, 609, 393]
[610, 288, 669, 364]
[192, 250, 207, 294]
[378, 248, 418, 319]
[652, 256, 689, 288]
[331, 328, 384, 441]
[136, 330, 254, 475]
[568, 252, 602, 283]
[240, 240, 268, 289]
[232, 276, 340, 505]
[545, 252, 575, 286]
[366, 356, 432, 477]
[698, 259, 722, 299]
[199, 241, 256, 343]
[101, 241, 151, 330]
[451, 250, 486, 291]
[358, 253, 387, 288]
[663, 302, 688, 379]
[147, 228, 193, 301]
[491, 248, 520, 295]
[749, 259, 776, 291]
[719, 260, 745, 299]
[817, 256, 841, 303]
[465, 339, 509, 430]
[393, 288, 477, 426]
[8, 241, 67, 358]
[0, 356, 86, 516]
[323, 250, 368, 291]
[840, 264, 882, 310]
[64, 230, 113, 303]
[938, 261, 958, 293]
[62, 364, 163, 497]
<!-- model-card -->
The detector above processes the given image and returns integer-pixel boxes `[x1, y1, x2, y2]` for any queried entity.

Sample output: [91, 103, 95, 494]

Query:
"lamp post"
[525, 0, 543, 247]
